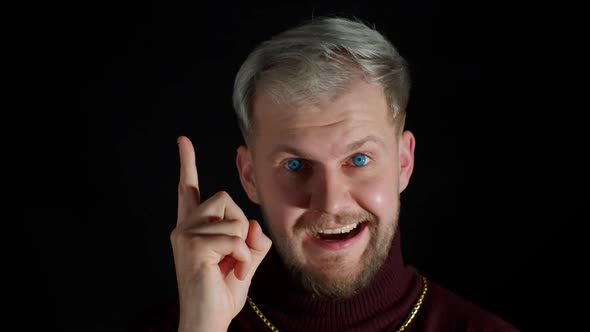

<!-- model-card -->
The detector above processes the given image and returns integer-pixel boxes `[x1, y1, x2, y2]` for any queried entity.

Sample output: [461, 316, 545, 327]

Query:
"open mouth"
[313, 221, 365, 241]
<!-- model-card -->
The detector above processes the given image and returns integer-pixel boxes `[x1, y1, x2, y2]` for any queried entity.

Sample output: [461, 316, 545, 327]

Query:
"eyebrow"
[269, 135, 386, 159]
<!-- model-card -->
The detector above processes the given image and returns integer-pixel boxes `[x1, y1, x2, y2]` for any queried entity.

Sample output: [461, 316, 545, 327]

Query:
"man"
[141, 16, 519, 331]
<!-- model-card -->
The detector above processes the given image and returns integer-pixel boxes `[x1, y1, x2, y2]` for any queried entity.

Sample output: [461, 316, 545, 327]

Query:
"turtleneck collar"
[247, 229, 423, 332]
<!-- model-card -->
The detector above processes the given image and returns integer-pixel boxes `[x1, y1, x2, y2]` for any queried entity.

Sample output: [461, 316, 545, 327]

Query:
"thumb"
[245, 220, 272, 276]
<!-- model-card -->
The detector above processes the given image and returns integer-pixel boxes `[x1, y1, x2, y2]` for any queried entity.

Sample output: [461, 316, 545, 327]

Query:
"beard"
[260, 207, 398, 299]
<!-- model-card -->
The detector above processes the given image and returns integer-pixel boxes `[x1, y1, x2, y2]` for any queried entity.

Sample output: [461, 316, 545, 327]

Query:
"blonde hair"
[232, 16, 411, 141]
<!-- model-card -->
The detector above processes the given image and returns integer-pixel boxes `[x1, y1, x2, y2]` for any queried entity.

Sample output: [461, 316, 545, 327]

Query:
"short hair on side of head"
[232, 16, 411, 143]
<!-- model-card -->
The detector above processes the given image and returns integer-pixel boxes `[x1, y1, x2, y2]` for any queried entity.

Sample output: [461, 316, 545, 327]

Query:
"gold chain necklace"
[247, 276, 428, 332]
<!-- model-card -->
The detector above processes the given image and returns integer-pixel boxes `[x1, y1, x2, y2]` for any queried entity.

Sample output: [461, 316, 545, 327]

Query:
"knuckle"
[211, 190, 231, 202]
[178, 184, 196, 196]
[228, 235, 244, 247]
[265, 237, 273, 250]
[169, 228, 180, 243]
[170, 230, 189, 250]
[177, 183, 187, 193]
[228, 219, 246, 237]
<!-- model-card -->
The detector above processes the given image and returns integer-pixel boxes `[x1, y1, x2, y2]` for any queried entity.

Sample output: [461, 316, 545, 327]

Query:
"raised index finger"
[177, 135, 200, 222]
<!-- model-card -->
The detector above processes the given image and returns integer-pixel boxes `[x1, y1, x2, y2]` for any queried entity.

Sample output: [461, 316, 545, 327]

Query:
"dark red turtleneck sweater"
[132, 231, 519, 331]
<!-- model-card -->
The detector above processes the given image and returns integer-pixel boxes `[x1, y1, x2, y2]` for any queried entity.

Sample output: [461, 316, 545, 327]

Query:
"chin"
[282, 232, 391, 299]
[288, 257, 380, 299]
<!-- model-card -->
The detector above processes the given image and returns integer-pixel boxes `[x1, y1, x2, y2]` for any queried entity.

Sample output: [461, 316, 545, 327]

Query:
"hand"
[171, 136, 272, 332]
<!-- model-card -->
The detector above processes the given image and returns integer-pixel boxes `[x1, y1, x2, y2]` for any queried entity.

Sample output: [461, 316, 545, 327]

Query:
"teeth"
[317, 222, 361, 235]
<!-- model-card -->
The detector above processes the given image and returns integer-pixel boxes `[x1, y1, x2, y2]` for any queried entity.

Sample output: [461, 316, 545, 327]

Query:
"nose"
[308, 168, 351, 215]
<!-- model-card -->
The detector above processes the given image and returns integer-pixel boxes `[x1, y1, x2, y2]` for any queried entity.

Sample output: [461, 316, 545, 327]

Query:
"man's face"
[237, 79, 415, 298]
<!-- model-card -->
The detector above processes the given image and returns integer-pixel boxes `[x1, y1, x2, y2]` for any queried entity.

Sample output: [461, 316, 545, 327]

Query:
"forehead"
[248, 80, 400, 161]
[251, 80, 394, 143]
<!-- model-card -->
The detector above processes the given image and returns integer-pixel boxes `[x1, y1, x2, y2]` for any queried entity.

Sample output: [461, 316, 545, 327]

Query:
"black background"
[23, 0, 581, 331]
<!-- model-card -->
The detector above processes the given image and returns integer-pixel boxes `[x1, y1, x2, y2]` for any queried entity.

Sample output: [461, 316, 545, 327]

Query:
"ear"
[398, 130, 416, 193]
[236, 145, 260, 204]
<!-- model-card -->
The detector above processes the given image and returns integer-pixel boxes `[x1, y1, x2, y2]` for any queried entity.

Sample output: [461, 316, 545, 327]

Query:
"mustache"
[294, 210, 377, 233]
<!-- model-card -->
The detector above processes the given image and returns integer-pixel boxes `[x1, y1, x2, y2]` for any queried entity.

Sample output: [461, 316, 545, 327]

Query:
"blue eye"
[352, 153, 368, 166]
[286, 159, 302, 171]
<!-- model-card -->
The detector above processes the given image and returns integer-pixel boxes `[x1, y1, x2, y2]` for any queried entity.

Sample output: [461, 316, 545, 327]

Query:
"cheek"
[263, 170, 310, 208]
[353, 173, 399, 218]
[256, 174, 304, 230]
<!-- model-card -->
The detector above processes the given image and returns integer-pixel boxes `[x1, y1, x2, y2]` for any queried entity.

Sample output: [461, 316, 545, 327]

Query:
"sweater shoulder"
[413, 280, 520, 331]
